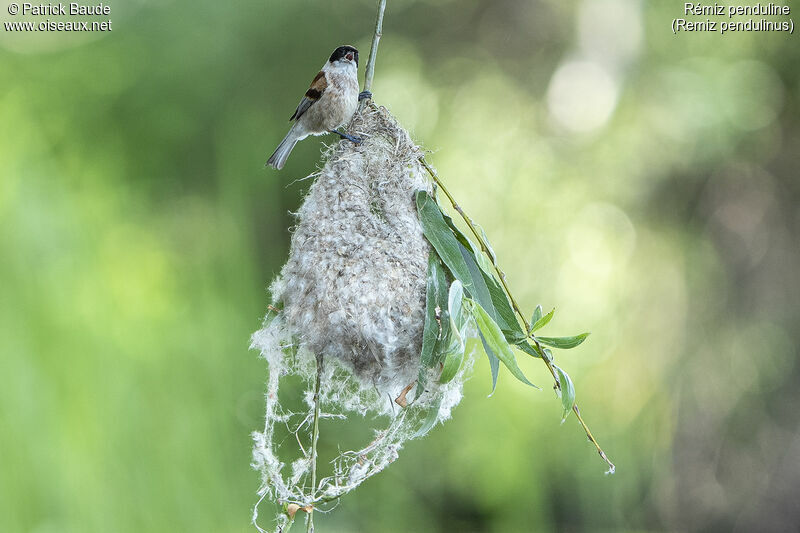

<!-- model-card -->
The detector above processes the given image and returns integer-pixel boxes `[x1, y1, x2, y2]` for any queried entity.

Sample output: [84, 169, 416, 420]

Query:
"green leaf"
[478, 330, 500, 396]
[470, 301, 538, 389]
[438, 348, 464, 384]
[472, 243, 495, 276]
[442, 211, 469, 245]
[417, 255, 449, 398]
[515, 341, 543, 359]
[443, 214, 496, 277]
[553, 365, 576, 421]
[439, 281, 467, 384]
[531, 305, 542, 328]
[416, 191, 474, 294]
[436, 308, 452, 356]
[537, 333, 590, 349]
[532, 308, 555, 332]
[480, 269, 521, 336]
[420, 256, 445, 368]
[458, 242, 502, 326]
[474, 222, 497, 264]
[448, 280, 466, 331]
[414, 396, 443, 438]
[443, 283, 466, 356]
[504, 330, 528, 344]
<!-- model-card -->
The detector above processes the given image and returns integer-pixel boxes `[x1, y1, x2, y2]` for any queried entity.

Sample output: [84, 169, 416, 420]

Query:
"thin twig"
[359, 0, 387, 111]
[307, 354, 323, 532]
[419, 156, 615, 474]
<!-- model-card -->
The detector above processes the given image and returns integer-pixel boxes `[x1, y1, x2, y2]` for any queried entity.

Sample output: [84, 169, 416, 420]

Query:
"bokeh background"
[2, 0, 799, 531]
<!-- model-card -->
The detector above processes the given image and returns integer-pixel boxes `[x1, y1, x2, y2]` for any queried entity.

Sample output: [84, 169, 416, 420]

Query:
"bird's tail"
[266, 128, 300, 170]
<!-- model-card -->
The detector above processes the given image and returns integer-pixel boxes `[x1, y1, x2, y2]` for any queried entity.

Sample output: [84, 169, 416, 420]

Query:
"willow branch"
[359, 0, 386, 110]
[419, 156, 615, 474]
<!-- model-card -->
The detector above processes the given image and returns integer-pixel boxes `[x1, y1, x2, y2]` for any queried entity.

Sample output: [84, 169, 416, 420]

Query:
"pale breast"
[304, 65, 359, 132]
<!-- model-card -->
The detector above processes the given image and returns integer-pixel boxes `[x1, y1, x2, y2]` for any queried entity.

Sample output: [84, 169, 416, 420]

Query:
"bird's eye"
[345, 52, 354, 61]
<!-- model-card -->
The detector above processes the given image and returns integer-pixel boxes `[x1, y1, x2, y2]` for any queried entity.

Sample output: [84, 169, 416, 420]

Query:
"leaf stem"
[419, 156, 615, 474]
[307, 354, 323, 532]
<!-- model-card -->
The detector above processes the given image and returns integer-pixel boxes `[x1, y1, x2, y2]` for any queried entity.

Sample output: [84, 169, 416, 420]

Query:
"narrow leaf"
[553, 365, 576, 421]
[414, 396, 443, 438]
[458, 242, 500, 324]
[515, 341, 543, 359]
[531, 305, 543, 328]
[443, 214, 495, 276]
[478, 330, 500, 396]
[504, 330, 528, 344]
[429, 260, 450, 367]
[448, 280, 466, 331]
[438, 348, 464, 384]
[419, 255, 444, 368]
[532, 308, 555, 332]
[474, 222, 497, 264]
[537, 333, 590, 350]
[479, 267, 521, 335]
[417, 256, 448, 398]
[471, 301, 539, 389]
[442, 212, 470, 247]
[439, 281, 467, 384]
[473, 245, 495, 276]
[436, 308, 452, 358]
[416, 191, 474, 293]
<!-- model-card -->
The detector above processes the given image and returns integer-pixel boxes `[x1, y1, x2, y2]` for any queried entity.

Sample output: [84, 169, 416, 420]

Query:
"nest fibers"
[250, 105, 473, 532]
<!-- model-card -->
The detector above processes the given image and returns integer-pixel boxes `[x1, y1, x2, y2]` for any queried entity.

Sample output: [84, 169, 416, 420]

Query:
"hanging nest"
[251, 105, 473, 532]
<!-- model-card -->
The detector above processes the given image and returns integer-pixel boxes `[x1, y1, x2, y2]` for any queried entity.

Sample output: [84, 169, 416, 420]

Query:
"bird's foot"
[330, 129, 362, 144]
[358, 90, 372, 102]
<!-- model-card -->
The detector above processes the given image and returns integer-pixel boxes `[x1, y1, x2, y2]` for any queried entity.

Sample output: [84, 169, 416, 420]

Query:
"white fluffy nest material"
[270, 104, 432, 398]
[250, 106, 472, 531]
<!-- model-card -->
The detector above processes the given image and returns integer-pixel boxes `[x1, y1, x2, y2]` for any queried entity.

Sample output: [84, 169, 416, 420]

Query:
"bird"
[267, 45, 371, 169]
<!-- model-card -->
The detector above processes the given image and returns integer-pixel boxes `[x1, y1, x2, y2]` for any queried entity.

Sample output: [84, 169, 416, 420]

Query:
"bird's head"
[329, 45, 359, 67]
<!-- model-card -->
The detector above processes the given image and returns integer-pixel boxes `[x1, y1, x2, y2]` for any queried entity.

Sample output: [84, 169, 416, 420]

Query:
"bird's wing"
[289, 70, 328, 121]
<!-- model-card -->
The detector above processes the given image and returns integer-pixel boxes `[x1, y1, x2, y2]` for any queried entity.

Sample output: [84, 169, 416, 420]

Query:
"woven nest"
[270, 104, 433, 400]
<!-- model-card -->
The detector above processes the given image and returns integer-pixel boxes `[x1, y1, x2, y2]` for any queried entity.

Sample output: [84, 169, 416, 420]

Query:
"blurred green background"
[1, 0, 798, 531]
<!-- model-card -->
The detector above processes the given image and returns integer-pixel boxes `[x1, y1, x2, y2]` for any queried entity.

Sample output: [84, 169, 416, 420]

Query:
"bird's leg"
[358, 90, 372, 101]
[329, 129, 362, 144]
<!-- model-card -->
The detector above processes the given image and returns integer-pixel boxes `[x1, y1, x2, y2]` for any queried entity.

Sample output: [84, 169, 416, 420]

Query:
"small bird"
[267, 45, 371, 169]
